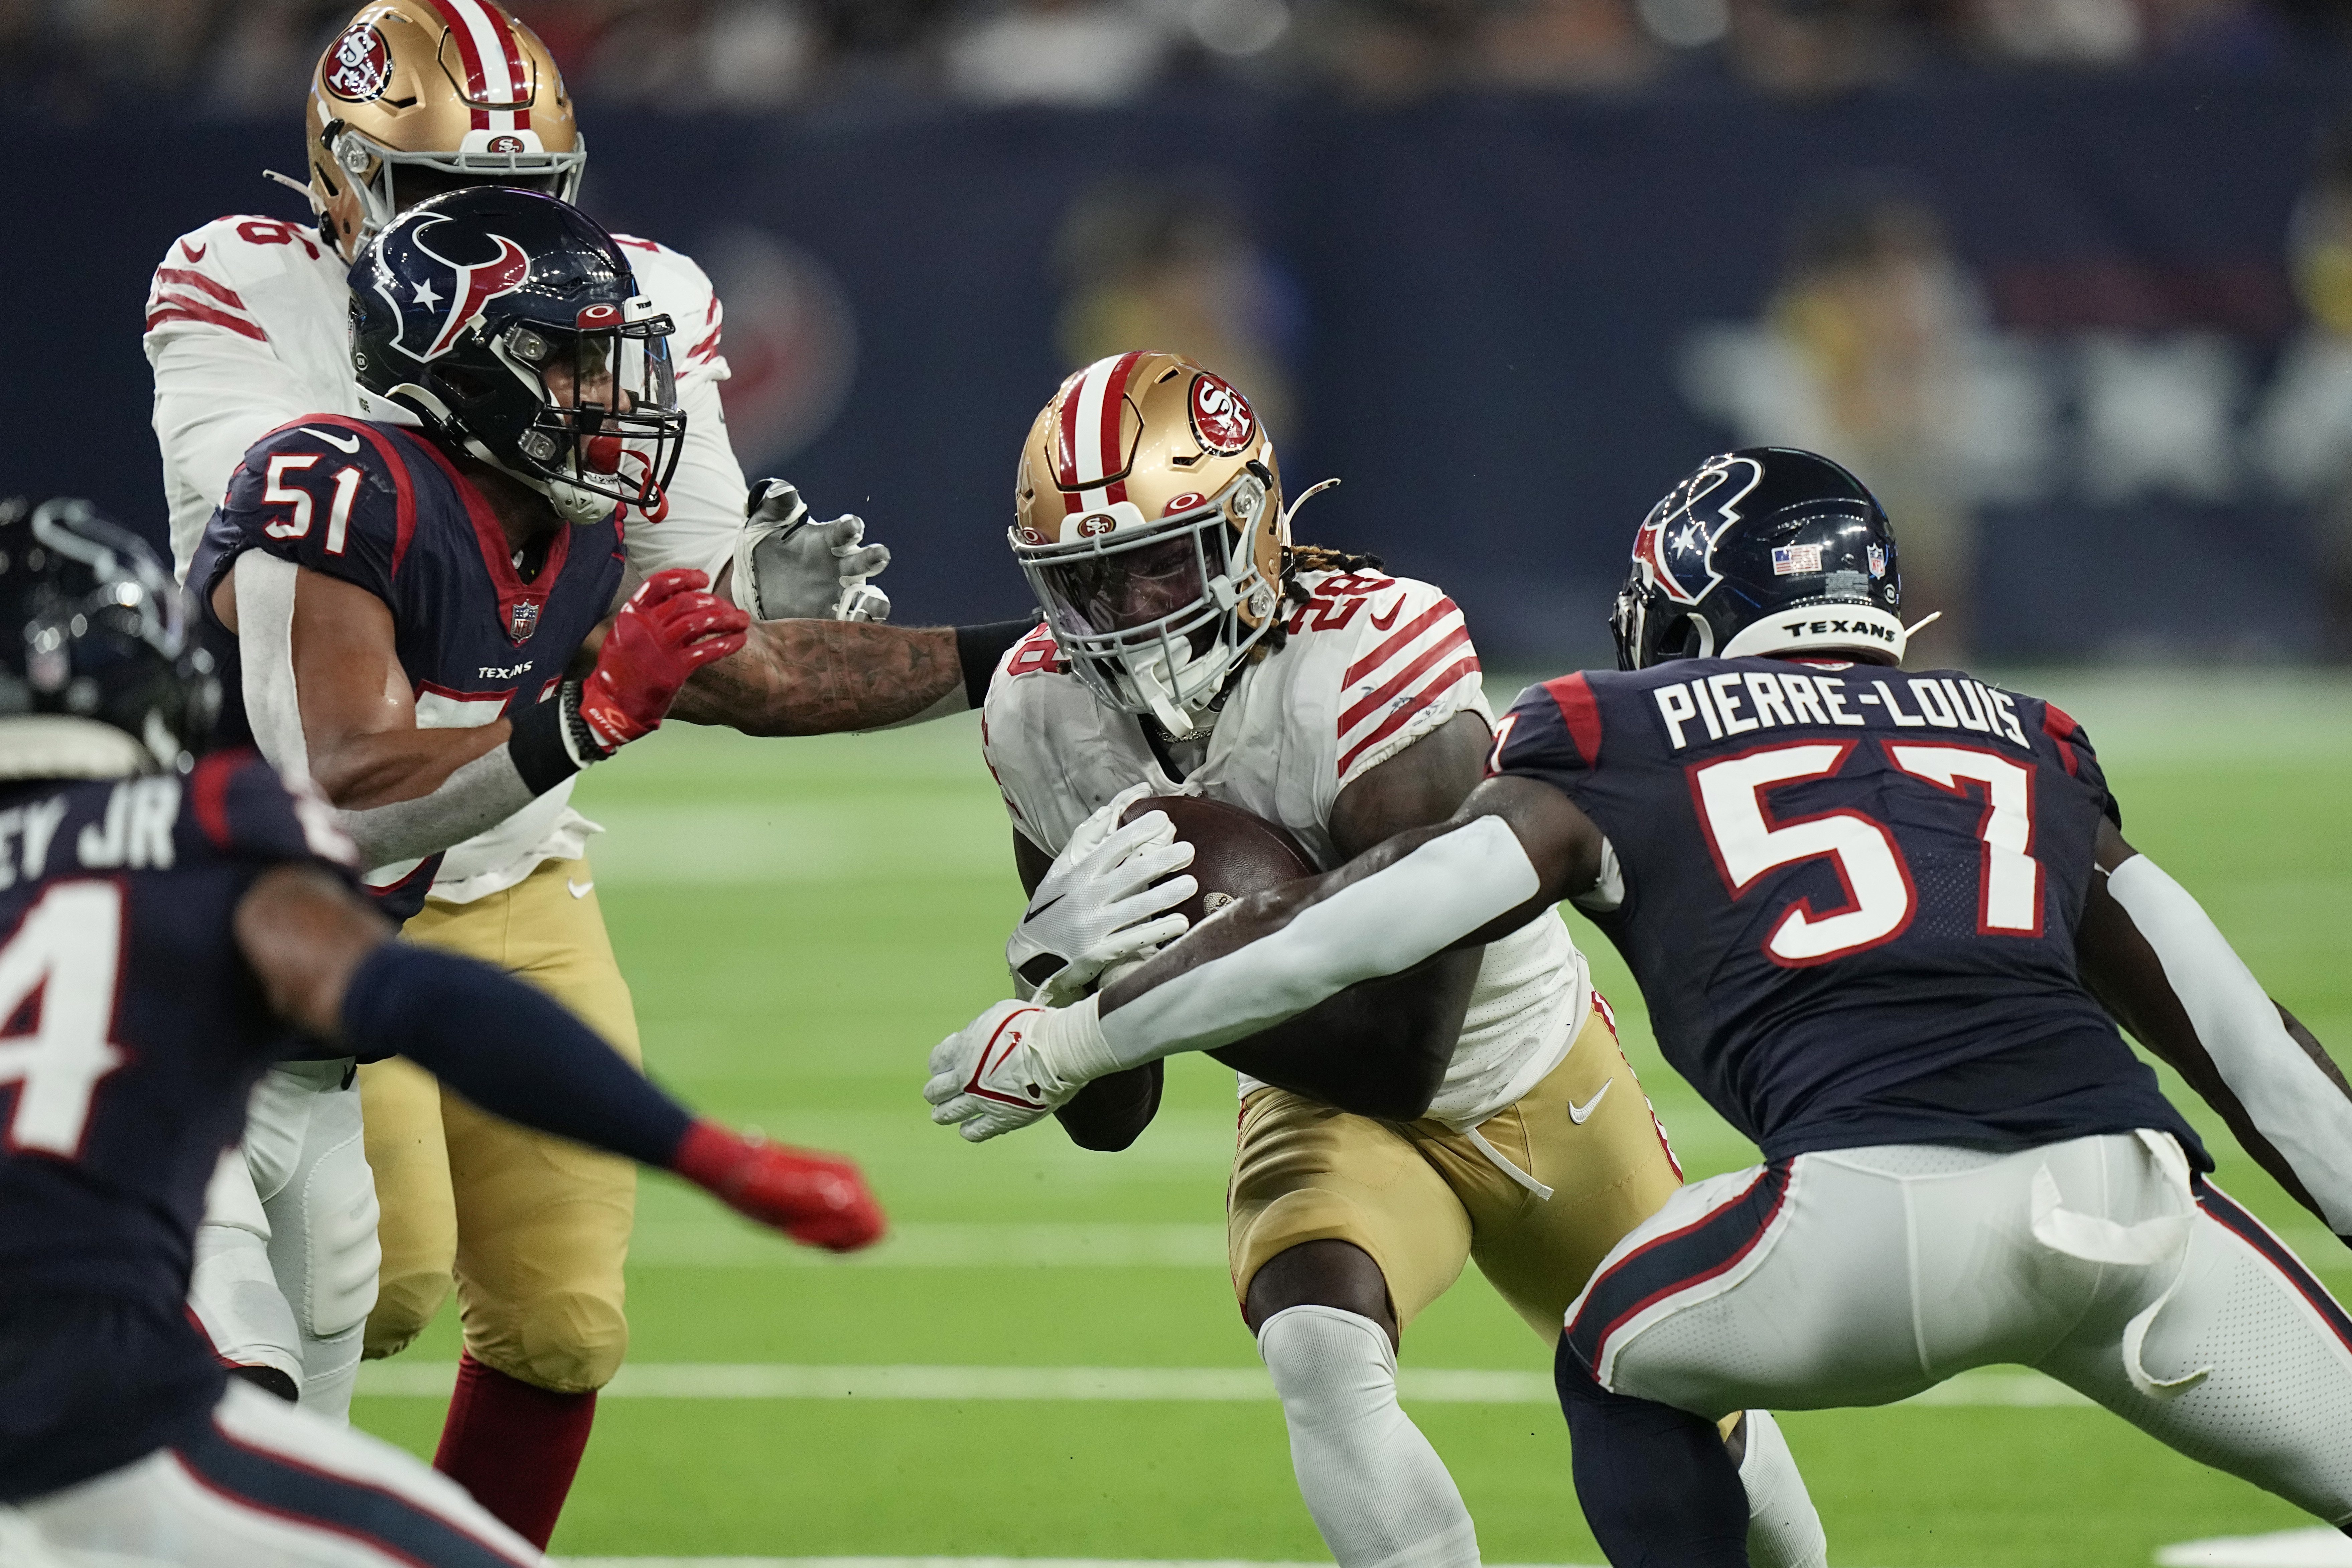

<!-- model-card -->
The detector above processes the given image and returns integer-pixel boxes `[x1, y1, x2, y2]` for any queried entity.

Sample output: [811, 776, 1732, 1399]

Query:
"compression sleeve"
[341, 943, 693, 1168]
[2107, 853, 2352, 1233]
[1029, 814, 1542, 1084]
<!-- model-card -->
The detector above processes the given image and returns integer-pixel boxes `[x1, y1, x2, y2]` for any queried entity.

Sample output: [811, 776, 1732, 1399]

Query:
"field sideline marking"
[359, 1362, 2090, 1408]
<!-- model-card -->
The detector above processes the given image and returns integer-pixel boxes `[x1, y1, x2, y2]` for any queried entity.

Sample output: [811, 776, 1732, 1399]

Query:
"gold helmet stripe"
[419, 0, 533, 129]
[1056, 350, 1147, 514]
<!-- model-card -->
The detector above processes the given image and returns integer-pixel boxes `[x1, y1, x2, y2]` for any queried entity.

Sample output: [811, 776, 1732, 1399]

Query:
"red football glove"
[671, 1120, 886, 1253]
[577, 569, 749, 754]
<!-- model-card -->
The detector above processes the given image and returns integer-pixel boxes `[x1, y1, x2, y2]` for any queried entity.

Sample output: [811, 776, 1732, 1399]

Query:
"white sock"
[1257, 1305, 1481, 1568]
[1739, 1410, 1828, 1568]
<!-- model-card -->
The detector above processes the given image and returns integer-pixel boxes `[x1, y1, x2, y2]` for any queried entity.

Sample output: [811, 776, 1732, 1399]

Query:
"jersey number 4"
[1693, 740, 2041, 966]
[0, 882, 129, 1157]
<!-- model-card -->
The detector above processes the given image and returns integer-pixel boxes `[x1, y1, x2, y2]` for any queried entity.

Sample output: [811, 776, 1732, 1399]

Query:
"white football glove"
[735, 478, 893, 622]
[924, 999, 1098, 1142]
[1009, 783, 1196, 1007]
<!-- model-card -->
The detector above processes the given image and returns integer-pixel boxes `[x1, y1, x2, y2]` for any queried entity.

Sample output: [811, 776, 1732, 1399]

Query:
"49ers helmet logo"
[322, 21, 392, 102]
[1188, 373, 1255, 455]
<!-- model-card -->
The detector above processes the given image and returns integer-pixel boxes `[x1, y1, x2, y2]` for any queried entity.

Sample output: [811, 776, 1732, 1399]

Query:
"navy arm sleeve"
[340, 944, 694, 1168]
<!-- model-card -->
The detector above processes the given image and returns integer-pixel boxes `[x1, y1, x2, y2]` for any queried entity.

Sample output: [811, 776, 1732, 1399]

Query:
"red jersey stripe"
[1343, 597, 1461, 687]
[1543, 671, 1604, 765]
[1338, 623, 1473, 735]
[152, 268, 249, 314]
[190, 751, 242, 850]
[146, 302, 266, 343]
[1336, 653, 1482, 778]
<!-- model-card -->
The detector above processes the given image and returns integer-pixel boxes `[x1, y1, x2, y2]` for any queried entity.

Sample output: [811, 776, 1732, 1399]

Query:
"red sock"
[431, 1352, 598, 1549]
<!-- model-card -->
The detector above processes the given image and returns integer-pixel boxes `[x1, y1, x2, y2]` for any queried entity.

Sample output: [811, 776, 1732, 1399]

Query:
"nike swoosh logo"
[180, 239, 207, 263]
[302, 426, 361, 454]
[1566, 1081, 1612, 1124]
[567, 879, 593, 899]
[1023, 891, 1066, 922]
[1369, 597, 1405, 631]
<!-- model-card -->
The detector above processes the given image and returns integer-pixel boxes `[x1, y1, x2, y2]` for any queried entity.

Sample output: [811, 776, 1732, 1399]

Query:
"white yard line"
[359, 1362, 2088, 1408]
[2156, 1531, 2352, 1568]
[560, 1560, 1595, 1568]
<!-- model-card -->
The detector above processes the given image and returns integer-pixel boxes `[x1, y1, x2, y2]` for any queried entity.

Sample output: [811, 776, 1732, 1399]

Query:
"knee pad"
[470, 1289, 630, 1394]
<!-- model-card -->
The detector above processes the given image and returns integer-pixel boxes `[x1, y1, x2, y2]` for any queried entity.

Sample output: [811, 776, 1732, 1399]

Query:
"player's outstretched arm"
[2077, 820, 2352, 1245]
[1206, 710, 1493, 1121]
[667, 617, 1035, 736]
[926, 772, 1604, 1140]
[235, 562, 744, 870]
[233, 863, 883, 1251]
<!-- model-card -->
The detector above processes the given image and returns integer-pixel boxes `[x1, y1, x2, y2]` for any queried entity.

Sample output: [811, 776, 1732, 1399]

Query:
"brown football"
[1114, 790, 1469, 1121]
[1116, 794, 1317, 929]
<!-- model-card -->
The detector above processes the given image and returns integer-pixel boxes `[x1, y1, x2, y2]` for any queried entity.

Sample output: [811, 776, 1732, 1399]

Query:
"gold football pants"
[1228, 1003, 1684, 1342]
[358, 854, 639, 1394]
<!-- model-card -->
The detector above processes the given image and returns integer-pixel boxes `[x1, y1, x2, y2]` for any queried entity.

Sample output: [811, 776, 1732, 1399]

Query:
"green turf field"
[349, 670, 2352, 1568]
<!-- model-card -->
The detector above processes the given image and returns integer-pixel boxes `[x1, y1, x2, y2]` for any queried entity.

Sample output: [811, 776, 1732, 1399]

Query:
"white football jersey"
[143, 213, 749, 904]
[983, 568, 1591, 1128]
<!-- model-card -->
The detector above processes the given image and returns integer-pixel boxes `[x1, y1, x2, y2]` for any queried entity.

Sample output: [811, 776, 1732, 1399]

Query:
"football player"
[145, 2, 1030, 1542]
[954, 353, 1826, 1568]
[175, 184, 944, 1546]
[931, 446, 2352, 1559]
[0, 497, 879, 1565]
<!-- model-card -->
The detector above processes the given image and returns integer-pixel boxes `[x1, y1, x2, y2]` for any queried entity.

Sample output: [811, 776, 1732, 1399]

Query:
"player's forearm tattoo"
[671, 620, 959, 736]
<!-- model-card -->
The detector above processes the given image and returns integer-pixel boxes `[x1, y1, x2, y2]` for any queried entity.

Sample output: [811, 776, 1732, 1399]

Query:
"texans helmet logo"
[1630, 452, 1764, 607]
[372, 214, 535, 362]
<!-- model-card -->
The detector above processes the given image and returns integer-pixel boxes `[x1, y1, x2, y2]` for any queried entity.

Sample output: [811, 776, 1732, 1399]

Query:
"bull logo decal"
[1630, 453, 1764, 607]
[384, 216, 533, 360]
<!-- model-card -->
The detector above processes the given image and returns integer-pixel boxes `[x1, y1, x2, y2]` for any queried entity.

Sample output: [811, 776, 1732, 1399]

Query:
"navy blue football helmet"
[0, 498, 218, 780]
[1611, 448, 1907, 671]
[348, 186, 684, 524]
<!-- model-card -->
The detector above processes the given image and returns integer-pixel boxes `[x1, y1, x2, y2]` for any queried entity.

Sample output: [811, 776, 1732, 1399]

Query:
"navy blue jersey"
[1491, 657, 2203, 1164]
[187, 414, 625, 919]
[0, 754, 355, 1499]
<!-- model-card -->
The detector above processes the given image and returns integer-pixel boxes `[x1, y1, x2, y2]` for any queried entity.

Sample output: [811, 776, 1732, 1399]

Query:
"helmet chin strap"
[1129, 648, 1215, 741]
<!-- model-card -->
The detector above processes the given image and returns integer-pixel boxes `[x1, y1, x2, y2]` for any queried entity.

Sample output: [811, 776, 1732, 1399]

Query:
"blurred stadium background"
[5, 1, 2352, 1562]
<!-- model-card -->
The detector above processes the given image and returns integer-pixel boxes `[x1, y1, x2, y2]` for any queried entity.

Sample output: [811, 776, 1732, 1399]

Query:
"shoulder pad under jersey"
[146, 216, 334, 344]
[1283, 571, 1486, 789]
[610, 232, 726, 381]
[215, 416, 426, 602]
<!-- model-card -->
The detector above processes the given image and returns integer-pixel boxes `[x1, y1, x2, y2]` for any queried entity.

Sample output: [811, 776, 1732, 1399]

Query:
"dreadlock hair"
[1256, 542, 1387, 657]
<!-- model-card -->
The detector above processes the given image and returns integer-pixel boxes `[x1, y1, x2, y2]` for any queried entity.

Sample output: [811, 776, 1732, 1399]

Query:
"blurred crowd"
[4, 0, 2345, 118]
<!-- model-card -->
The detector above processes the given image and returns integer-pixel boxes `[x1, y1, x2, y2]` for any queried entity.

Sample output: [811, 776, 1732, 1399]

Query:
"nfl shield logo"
[509, 599, 541, 643]
[1867, 544, 1888, 580]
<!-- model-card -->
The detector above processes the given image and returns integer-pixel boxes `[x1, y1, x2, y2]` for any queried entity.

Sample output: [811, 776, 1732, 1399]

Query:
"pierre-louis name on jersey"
[186, 413, 626, 919]
[1491, 657, 2204, 1164]
[984, 569, 1591, 1127]
[143, 212, 740, 583]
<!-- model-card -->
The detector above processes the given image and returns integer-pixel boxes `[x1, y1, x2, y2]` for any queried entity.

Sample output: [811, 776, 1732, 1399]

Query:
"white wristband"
[1025, 994, 1121, 1090]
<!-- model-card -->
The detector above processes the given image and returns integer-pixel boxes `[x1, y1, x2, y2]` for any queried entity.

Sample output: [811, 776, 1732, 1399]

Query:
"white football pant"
[187, 1061, 379, 1421]
[18, 1382, 536, 1567]
[1567, 1131, 2352, 1526]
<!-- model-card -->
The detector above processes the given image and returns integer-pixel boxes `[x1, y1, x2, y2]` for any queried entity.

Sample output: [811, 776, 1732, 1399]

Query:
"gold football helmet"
[1013, 351, 1301, 738]
[303, 0, 584, 261]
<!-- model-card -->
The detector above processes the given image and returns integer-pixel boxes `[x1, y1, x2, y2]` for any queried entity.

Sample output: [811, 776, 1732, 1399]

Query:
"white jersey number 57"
[1693, 740, 2042, 966]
